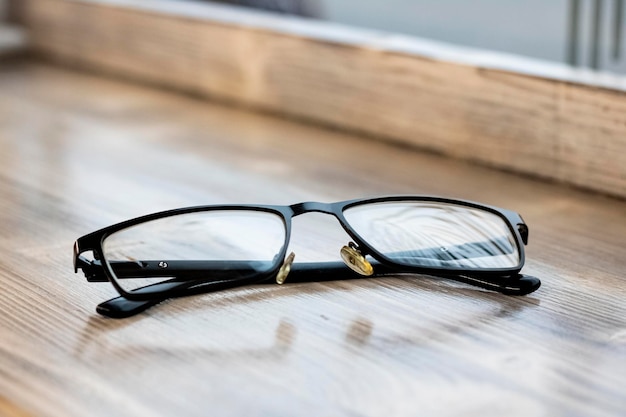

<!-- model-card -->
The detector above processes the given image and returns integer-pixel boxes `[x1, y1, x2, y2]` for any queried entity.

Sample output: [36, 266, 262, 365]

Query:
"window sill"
[14, 0, 626, 199]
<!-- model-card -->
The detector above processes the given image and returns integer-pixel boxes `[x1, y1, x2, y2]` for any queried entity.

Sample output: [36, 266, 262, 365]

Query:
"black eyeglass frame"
[74, 196, 538, 317]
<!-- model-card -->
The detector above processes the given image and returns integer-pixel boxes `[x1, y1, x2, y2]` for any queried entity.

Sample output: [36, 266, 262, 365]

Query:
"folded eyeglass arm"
[75, 233, 538, 318]
[77, 257, 540, 318]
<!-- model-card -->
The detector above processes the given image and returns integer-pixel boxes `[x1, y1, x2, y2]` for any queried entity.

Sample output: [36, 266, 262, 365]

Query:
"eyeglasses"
[73, 196, 540, 318]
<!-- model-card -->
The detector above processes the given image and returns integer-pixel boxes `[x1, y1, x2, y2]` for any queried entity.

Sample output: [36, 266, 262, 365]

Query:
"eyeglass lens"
[342, 201, 521, 270]
[101, 210, 287, 293]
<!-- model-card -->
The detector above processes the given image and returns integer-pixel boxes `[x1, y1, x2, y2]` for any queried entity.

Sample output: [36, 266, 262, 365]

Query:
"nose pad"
[276, 252, 296, 284]
[340, 243, 373, 276]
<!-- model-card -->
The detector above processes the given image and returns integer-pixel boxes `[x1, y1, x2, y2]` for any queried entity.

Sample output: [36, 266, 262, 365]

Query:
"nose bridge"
[290, 201, 336, 216]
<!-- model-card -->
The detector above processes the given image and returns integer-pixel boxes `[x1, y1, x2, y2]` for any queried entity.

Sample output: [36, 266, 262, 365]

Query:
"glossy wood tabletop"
[0, 60, 625, 417]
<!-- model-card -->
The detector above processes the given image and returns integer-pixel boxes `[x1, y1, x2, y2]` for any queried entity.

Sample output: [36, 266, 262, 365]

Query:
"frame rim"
[74, 195, 528, 302]
[336, 195, 526, 277]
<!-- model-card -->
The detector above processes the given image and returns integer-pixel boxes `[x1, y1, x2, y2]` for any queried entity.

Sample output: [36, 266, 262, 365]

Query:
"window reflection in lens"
[343, 202, 520, 270]
[102, 210, 286, 293]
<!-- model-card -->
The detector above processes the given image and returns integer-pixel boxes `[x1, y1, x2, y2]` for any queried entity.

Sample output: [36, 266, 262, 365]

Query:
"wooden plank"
[0, 60, 625, 417]
[14, 0, 626, 199]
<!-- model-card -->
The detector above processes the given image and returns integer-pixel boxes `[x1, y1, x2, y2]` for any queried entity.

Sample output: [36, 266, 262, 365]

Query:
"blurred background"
[1, 0, 624, 199]
[180, 0, 626, 73]
[2, 0, 625, 73]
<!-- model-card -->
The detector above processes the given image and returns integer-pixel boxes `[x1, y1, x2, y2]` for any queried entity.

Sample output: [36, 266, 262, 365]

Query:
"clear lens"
[102, 210, 287, 294]
[343, 201, 520, 270]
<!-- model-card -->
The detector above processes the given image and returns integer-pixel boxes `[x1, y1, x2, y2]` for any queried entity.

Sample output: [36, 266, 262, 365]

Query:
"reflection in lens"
[343, 202, 520, 270]
[102, 210, 286, 293]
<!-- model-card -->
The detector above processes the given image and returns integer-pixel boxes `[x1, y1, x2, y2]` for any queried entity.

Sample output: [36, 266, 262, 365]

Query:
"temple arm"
[93, 261, 375, 318]
[93, 260, 539, 318]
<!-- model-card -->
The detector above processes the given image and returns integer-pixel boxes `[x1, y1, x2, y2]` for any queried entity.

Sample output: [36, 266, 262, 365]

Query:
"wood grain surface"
[0, 61, 625, 417]
[13, 0, 626, 199]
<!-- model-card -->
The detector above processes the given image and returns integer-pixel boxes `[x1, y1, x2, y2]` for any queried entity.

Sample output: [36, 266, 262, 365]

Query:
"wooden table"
[0, 61, 625, 417]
